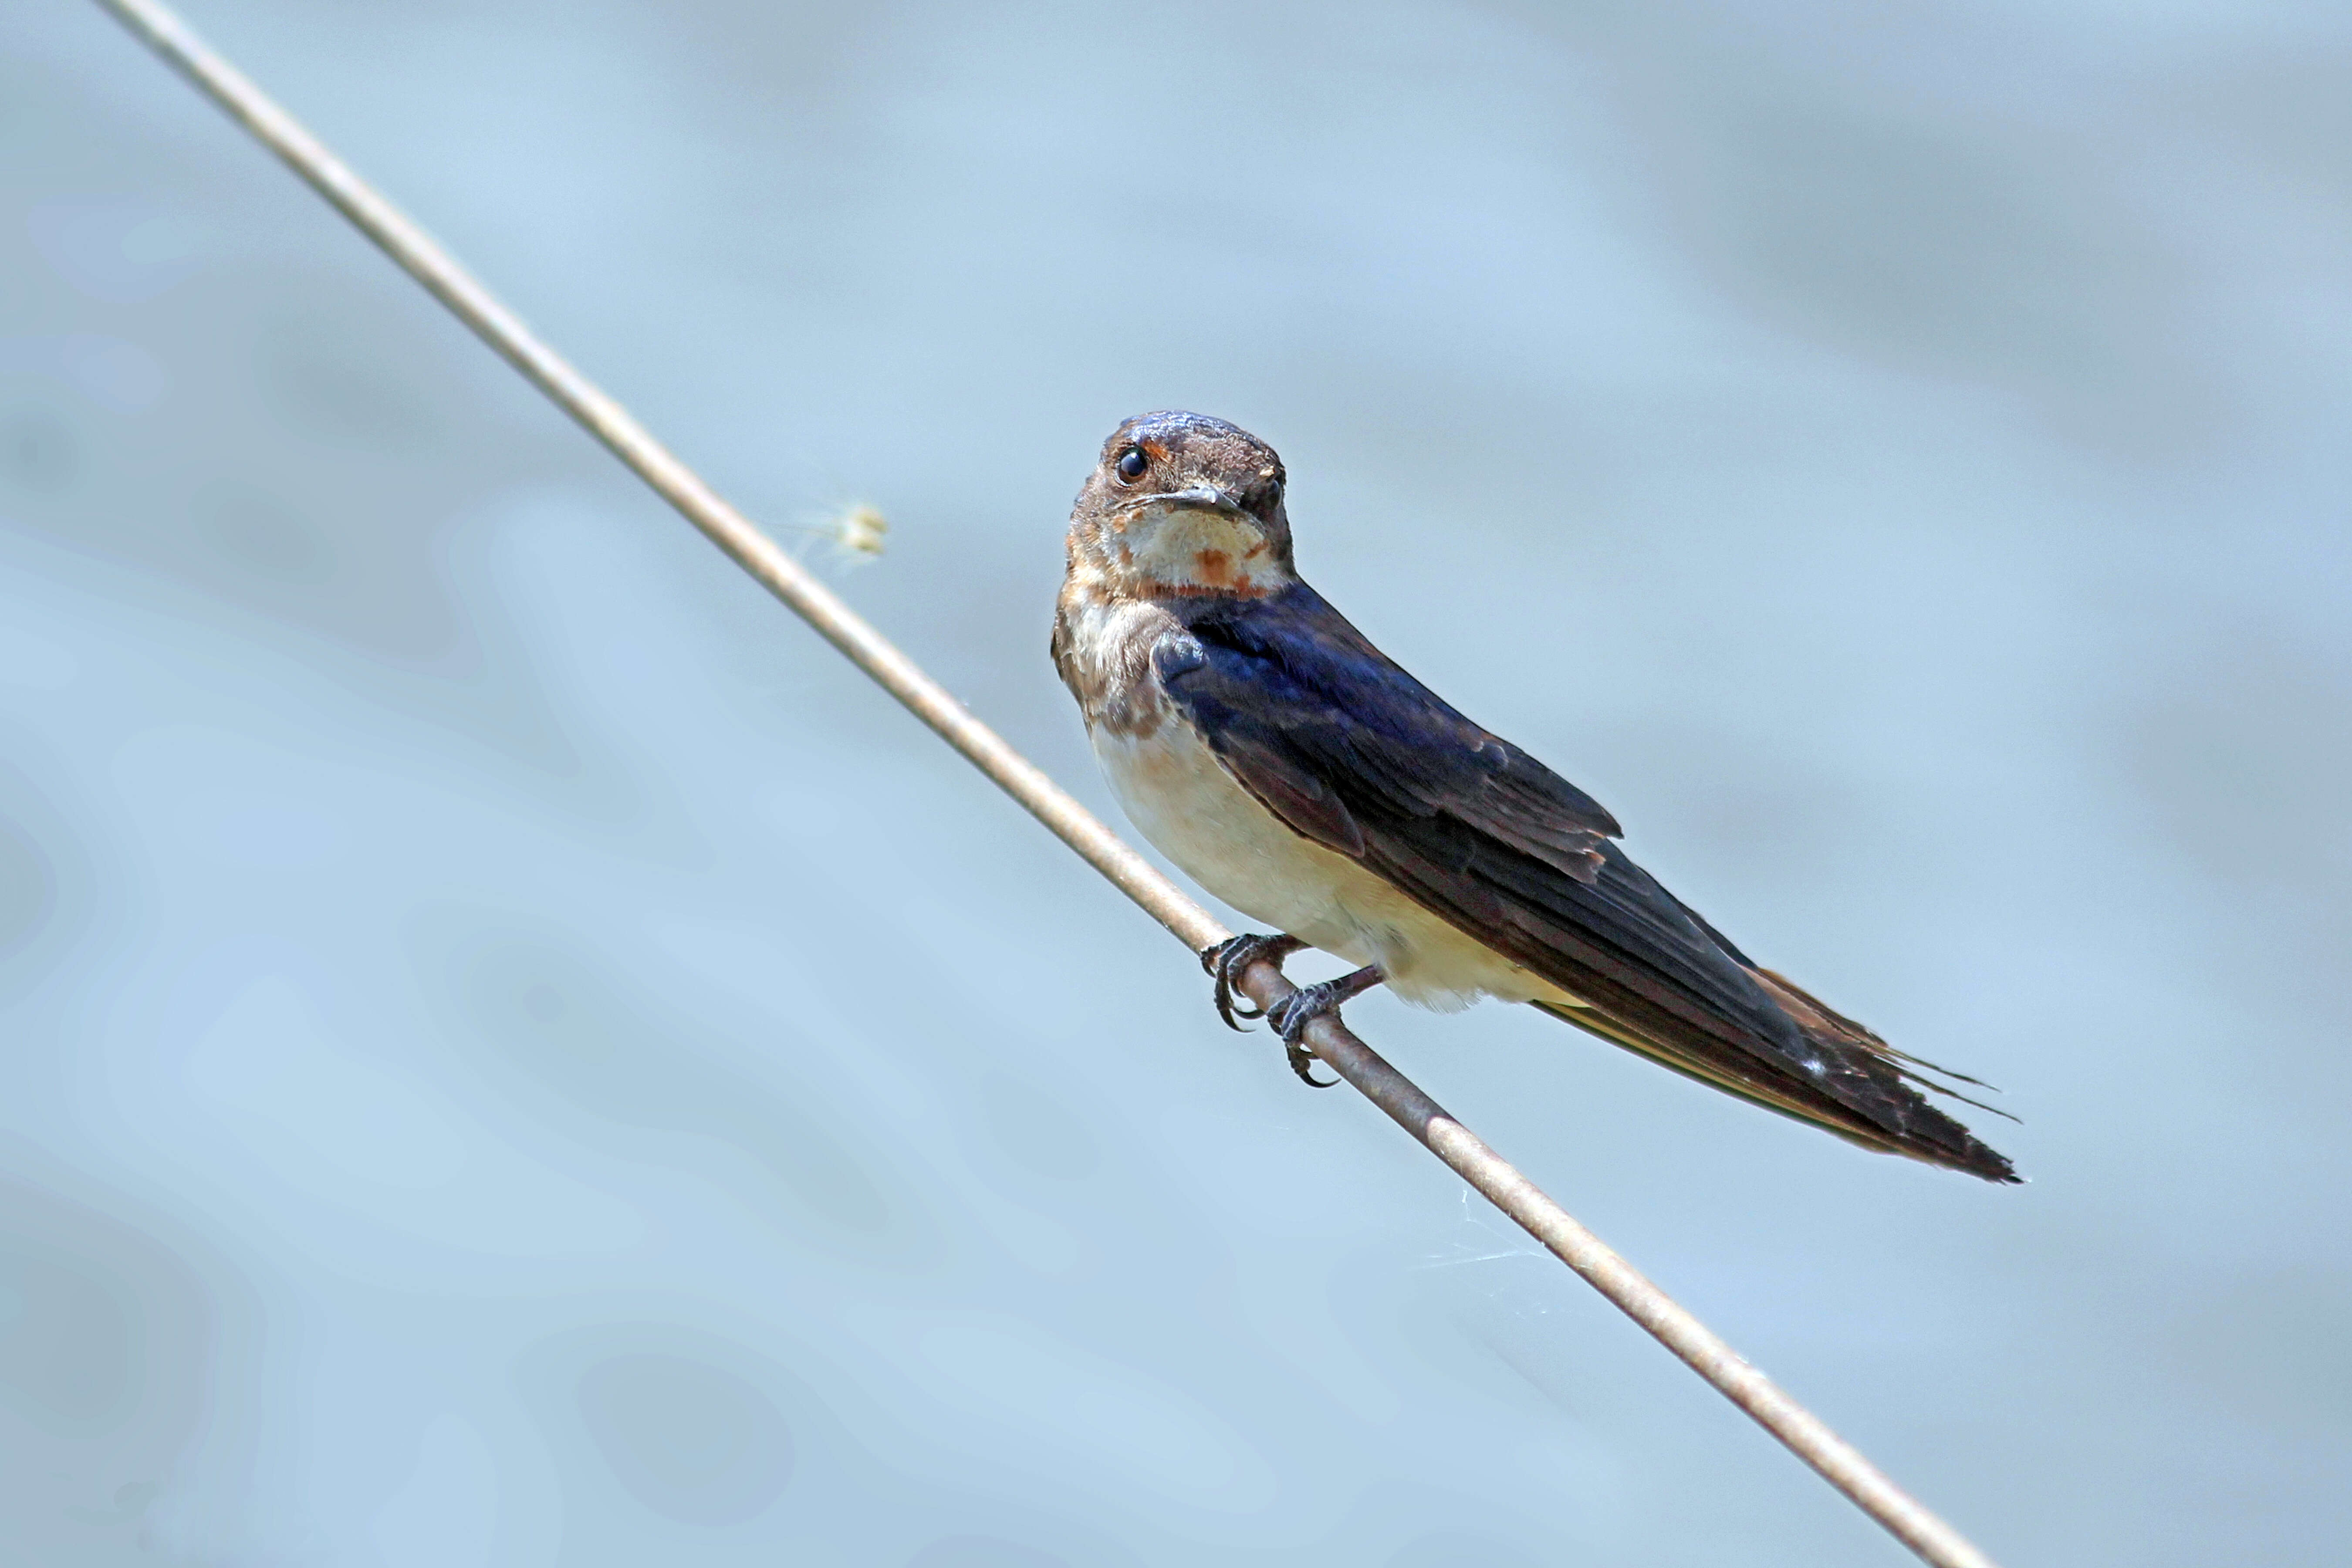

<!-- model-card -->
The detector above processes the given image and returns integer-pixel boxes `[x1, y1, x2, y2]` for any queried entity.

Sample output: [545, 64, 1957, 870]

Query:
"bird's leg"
[1265, 964, 1386, 1088]
[1201, 933, 1307, 1031]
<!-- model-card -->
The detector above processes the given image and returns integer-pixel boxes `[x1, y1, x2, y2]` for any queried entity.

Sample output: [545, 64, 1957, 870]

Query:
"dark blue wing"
[1156, 583, 2015, 1180]
[1155, 585, 1791, 1045]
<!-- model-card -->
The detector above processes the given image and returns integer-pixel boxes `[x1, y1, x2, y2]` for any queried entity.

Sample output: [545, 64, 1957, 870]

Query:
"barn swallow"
[1051, 410, 2017, 1182]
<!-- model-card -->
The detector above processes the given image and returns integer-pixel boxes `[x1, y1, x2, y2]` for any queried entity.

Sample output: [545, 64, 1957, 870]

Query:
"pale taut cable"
[87, 3, 2003, 1563]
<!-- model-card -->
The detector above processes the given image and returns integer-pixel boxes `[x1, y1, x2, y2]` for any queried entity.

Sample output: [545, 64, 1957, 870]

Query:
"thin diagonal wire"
[87, 3, 2000, 1564]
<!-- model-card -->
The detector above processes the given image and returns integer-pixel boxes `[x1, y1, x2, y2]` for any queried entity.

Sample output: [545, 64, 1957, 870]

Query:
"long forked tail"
[1531, 967, 2020, 1183]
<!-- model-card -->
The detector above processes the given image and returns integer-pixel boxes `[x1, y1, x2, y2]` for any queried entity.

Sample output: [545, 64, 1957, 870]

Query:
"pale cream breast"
[1057, 550, 1582, 1012]
[1089, 710, 1585, 1013]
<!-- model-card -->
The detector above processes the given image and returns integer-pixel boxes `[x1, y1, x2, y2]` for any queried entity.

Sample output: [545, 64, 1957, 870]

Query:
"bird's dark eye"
[1115, 447, 1148, 483]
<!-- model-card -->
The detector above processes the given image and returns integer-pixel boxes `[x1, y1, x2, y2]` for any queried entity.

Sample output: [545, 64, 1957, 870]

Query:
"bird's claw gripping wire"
[1267, 962, 1389, 1090]
[1268, 995, 1341, 1086]
[1202, 933, 1306, 1031]
[1202, 934, 1343, 1085]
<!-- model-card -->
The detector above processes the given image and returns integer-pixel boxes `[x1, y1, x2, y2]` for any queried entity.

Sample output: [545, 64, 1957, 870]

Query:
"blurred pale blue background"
[6, 1, 2350, 1563]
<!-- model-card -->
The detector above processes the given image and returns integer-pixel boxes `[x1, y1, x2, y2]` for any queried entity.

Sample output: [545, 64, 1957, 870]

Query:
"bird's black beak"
[1152, 484, 1249, 517]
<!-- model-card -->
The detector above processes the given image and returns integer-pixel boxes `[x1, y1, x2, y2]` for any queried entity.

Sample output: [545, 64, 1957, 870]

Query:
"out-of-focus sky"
[5, 1, 2349, 1563]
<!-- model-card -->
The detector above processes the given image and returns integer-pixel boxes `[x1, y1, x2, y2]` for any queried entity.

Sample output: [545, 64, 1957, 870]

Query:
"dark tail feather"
[1744, 968, 2023, 1156]
[1531, 973, 2021, 1184]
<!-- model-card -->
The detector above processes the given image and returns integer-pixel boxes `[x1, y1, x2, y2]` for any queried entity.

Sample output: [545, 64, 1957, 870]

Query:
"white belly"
[1092, 717, 1584, 1012]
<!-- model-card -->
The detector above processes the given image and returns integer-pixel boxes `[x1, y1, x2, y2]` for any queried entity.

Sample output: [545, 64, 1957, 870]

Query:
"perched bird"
[1051, 410, 2017, 1182]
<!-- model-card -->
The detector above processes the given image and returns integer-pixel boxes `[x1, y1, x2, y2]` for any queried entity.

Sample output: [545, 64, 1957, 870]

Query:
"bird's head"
[1064, 411, 1295, 599]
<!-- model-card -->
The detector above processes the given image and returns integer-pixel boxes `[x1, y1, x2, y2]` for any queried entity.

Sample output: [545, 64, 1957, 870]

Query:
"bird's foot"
[1264, 965, 1386, 1088]
[1201, 933, 1307, 1031]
